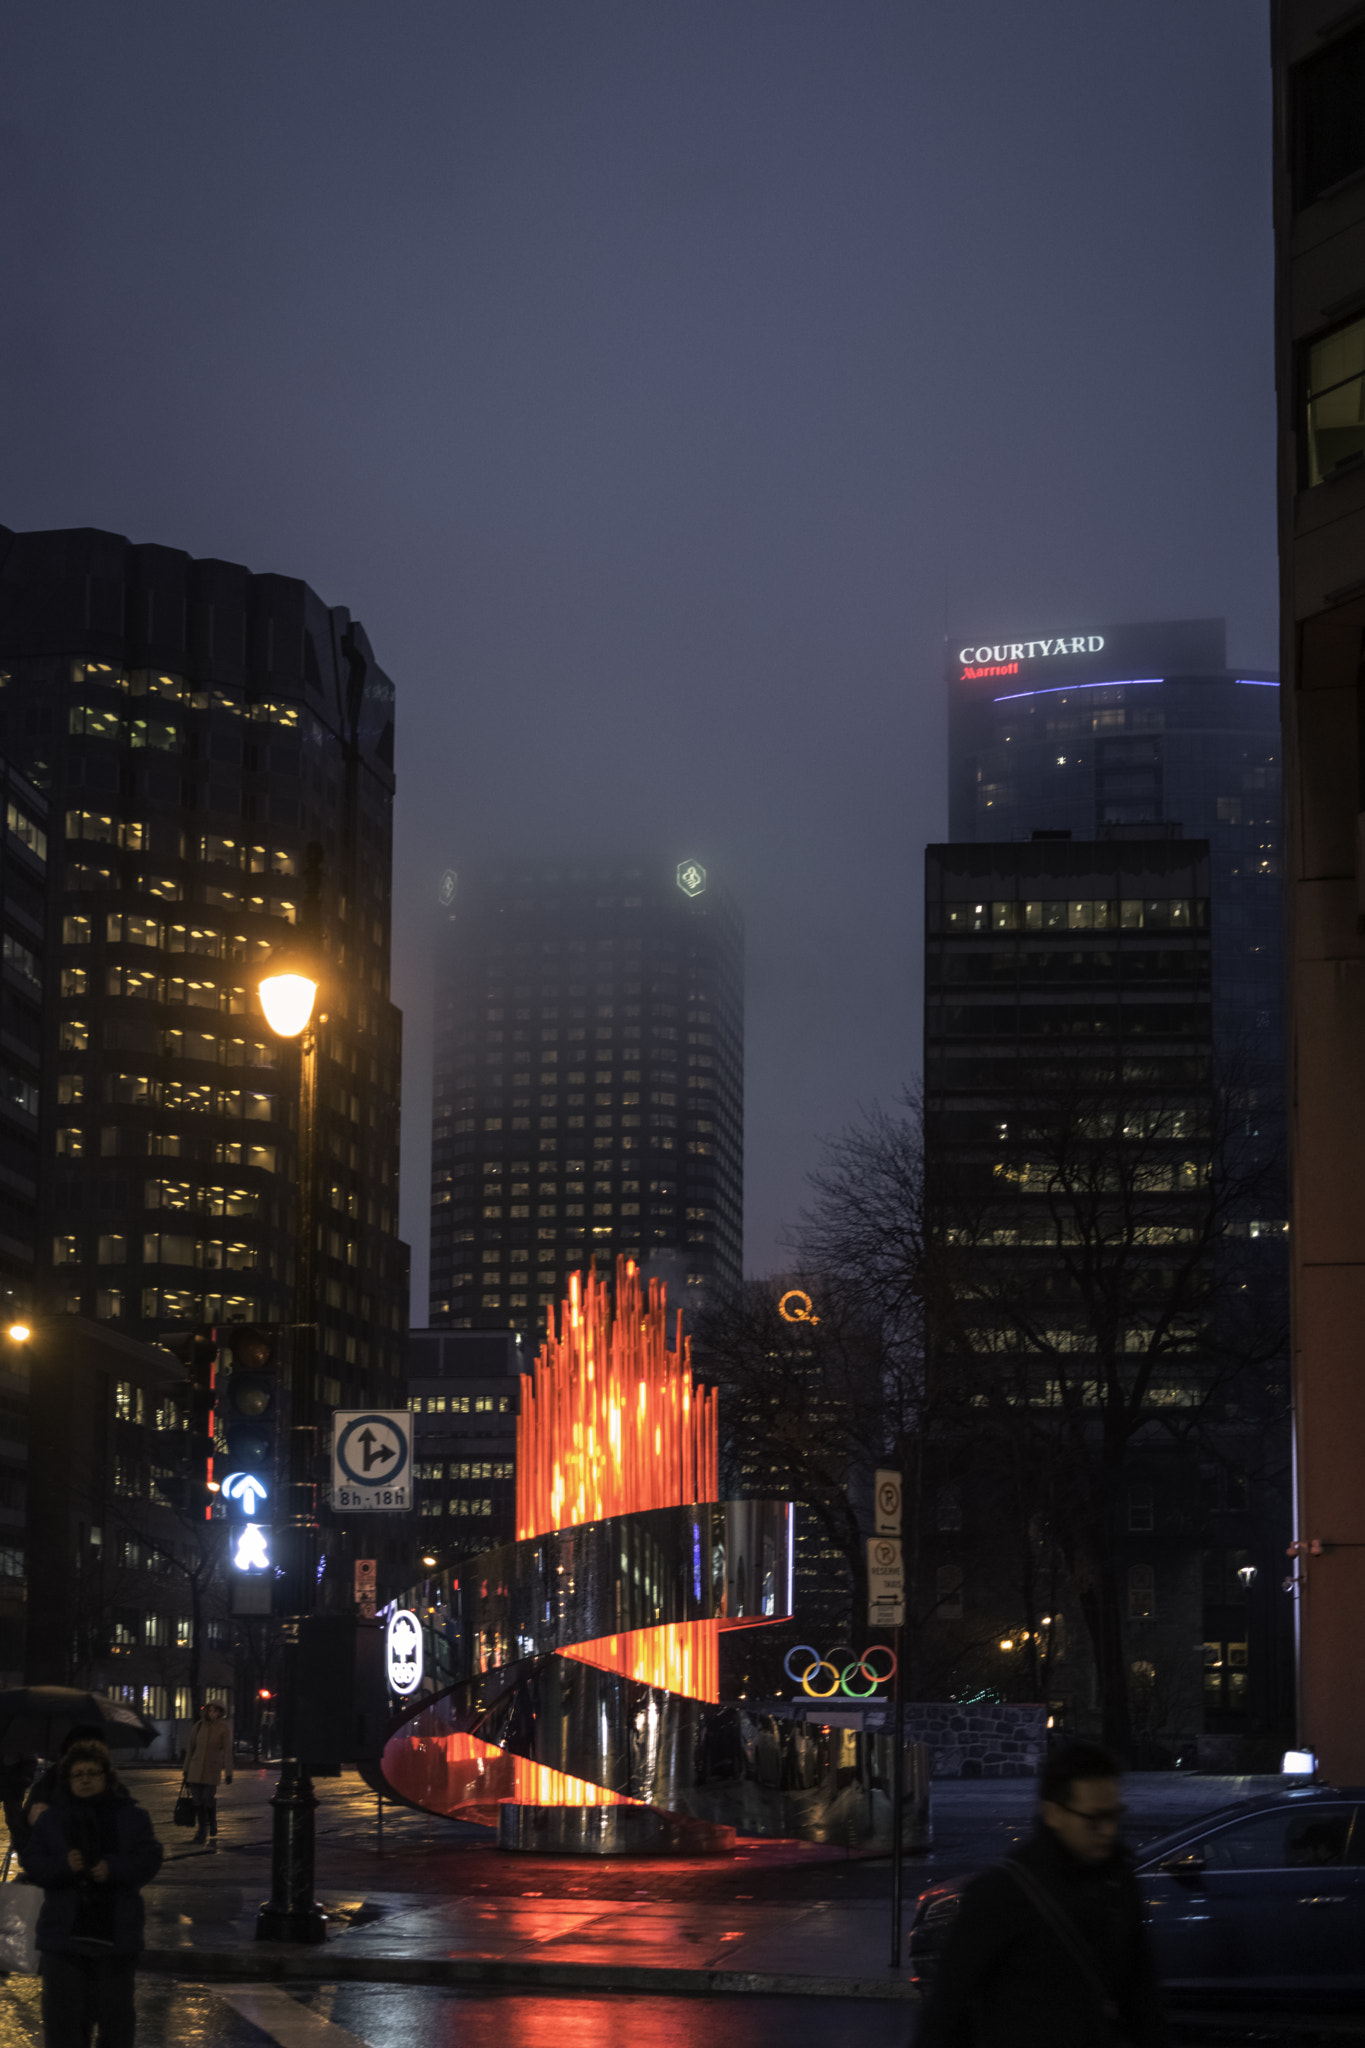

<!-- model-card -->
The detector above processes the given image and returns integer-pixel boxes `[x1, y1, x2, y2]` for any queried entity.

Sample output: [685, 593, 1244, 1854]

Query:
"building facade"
[0, 525, 408, 1417]
[0, 765, 48, 1322]
[407, 1326, 525, 1562]
[1271, 1, 1365, 1779]
[947, 620, 1281, 1060]
[923, 836, 1292, 1754]
[0, 766, 49, 1677]
[24, 1316, 236, 1727]
[429, 857, 743, 1333]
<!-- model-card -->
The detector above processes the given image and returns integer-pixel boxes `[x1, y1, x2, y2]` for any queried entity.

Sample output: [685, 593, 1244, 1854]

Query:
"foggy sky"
[0, 2, 1277, 1313]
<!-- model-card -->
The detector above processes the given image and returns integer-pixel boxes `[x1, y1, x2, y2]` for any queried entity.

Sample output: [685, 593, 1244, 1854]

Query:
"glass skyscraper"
[0, 523, 408, 1413]
[947, 617, 1280, 1057]
[932, 615, 1292, 1750]
[429, 857, 743, 1332]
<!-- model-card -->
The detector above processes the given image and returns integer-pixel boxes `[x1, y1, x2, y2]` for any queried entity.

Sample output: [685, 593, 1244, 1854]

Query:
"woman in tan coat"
[183, 1702, 233, 1846]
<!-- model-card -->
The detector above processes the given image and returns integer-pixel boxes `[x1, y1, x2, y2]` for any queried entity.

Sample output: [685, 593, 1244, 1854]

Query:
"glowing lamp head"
[422, 1554, 437, 1568]
[259, 969, 318, 1038]
[7, 1323, 30, 1343]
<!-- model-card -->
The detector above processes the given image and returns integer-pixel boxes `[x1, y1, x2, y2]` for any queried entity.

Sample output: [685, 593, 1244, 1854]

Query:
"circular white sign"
[336, 1413, 409, 1489]
[386, 1608, 424, 1697]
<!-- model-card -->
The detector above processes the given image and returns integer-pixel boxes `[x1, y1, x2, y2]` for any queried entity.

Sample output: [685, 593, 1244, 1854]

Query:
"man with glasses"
[915, 1741, 1168, 2047]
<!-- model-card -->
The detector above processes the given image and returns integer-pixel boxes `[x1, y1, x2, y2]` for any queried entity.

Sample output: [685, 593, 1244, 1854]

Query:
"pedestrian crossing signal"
[221, 1325, 279, 1520]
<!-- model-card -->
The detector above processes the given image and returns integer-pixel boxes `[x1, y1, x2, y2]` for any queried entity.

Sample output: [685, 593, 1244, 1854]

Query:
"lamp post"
[255, 939, 326, 1945]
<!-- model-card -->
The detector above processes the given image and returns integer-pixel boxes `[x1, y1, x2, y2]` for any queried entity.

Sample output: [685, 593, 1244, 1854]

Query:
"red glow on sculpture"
[393, 1259, 722, 1815]
[520, 1260, 720, 1787]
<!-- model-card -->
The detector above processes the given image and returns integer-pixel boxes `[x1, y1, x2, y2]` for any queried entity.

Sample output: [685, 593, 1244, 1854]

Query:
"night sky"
[0, 3, 1277, 1312]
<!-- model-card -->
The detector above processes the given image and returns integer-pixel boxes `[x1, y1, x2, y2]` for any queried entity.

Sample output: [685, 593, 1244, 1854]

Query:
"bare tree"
[791, 1070, 1287, 1754]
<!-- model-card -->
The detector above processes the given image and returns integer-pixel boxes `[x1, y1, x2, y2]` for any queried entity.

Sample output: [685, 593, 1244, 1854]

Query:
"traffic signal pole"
[257, 1006, 326, 1945]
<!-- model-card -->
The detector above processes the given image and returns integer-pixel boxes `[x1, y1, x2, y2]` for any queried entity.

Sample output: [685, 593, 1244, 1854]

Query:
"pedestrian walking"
[181, 1702, 233, 1847]
[20, 1739, 162, 2048]
[915, 1740, 1168, 2048]
[23, 1728, 105, 1836]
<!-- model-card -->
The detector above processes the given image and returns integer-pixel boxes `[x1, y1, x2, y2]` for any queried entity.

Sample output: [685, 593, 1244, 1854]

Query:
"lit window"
[1307, 315, 1365, 485]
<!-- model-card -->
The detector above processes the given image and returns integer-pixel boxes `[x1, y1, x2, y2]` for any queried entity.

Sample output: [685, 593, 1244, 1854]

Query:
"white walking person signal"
[234, 1523, 270, 1571]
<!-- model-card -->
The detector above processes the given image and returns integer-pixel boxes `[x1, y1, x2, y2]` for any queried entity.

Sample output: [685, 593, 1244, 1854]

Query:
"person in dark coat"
[22, 1727, 105, 1836]
[20, 1740, 163, 2048]
[915, 1741, 1168, 2048]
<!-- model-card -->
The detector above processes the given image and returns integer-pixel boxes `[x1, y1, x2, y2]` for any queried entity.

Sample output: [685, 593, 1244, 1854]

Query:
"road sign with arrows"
[332, 1410, 413, 1512]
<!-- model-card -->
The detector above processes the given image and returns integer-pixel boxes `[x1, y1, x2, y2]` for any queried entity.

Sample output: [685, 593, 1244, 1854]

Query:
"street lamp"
[258, 942, 321, 1042]
[259, 973, 319, 1040]
[254, 929, 327, 1945]
[6, 1324, 30, 1344]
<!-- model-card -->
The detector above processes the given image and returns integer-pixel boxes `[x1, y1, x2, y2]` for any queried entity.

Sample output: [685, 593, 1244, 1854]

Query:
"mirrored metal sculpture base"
[379, 1498, 930, 1856]
[497, 1803, 736, 1857]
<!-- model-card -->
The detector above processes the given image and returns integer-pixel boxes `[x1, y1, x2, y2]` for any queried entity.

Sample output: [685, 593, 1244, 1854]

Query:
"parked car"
[908, 1787, 1365, 2006]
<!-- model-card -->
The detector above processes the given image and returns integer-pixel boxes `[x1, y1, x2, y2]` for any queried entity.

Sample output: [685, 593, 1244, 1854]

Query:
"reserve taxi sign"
[332, 1410, 413, 1512]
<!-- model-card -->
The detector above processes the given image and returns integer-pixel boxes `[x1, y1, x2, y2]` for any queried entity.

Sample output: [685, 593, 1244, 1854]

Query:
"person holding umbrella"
[21, 1739, 162, 2048]
[24, 1728, 105, 1836]
[0, 1690, 160, 1845]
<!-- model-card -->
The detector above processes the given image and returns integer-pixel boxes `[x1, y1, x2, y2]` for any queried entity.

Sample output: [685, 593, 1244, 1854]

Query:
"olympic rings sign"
[783, 1643, 898, 1699]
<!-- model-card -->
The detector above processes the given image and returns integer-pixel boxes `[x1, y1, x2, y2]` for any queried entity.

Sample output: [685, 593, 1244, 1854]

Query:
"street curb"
[138, 1947, 921, 2001]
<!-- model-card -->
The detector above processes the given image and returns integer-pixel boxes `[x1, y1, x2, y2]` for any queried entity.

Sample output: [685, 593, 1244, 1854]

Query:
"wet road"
[0, 1979, 912, 2048]
[0, 1977, 1359, 2048]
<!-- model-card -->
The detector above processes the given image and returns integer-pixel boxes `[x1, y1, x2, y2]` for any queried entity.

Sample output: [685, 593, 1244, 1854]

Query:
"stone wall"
[905, 1702, 1048, 1778]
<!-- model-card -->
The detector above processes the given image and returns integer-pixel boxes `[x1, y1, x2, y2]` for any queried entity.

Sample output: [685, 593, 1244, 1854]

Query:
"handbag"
[172, 1778, 197, 1830]
[0, 1880, 41, 1974]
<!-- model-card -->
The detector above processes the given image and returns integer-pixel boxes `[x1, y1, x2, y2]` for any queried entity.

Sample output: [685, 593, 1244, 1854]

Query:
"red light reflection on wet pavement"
[297, 1989, 911, 2048]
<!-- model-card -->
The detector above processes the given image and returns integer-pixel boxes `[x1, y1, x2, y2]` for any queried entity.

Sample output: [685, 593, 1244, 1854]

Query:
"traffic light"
[185, 1325, 217, 1463]
[220, 1324, 279, 1522]
[223, 1325, 279, 1619]
[157, 1324, 219, 1518]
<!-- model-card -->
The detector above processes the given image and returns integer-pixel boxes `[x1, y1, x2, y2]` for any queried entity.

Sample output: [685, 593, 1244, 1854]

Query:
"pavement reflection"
[295, 1988, 909, 2048]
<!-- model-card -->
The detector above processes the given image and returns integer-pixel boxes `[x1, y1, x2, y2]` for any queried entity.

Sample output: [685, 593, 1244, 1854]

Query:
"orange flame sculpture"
[409, 1258, 721, 1817]
[518, 1259, 720, 1717]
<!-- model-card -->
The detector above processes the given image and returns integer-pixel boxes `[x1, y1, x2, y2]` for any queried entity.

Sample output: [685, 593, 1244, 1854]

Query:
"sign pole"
[890, 1619, 905, 1966]
[872, 1469, 907, 1971]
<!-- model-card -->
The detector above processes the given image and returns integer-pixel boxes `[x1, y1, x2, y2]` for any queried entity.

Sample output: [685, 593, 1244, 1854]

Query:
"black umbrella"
[0, 1687, 159, 1757]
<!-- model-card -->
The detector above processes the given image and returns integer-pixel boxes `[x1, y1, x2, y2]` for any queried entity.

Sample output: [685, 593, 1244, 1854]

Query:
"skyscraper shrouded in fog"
[0, 525, 408, 1411]
[429, 857, 743, 1333]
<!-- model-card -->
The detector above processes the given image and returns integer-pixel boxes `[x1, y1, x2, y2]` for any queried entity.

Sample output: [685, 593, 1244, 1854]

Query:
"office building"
[923, 836, 1292, 1749]
[24, 1316, 236, 1724]
[429, 857, 743, 1331]
[0, 766, 48, 1677]
[1272, 1, 1365, 1779]
[406, 1326, 525, 1558]
[0, 525, 408, 1414]
[0, 764, 48, 1316]
[947, 620, 1281, 1057]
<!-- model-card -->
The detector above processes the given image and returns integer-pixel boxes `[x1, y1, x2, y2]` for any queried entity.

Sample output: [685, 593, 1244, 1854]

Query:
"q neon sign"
[784, 1643, 897, 1699]
[778, 1289, 819, 1324]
